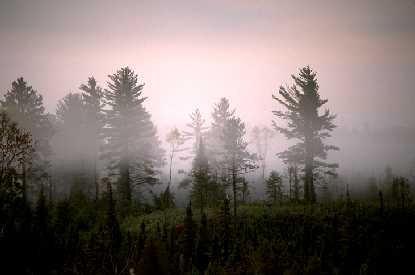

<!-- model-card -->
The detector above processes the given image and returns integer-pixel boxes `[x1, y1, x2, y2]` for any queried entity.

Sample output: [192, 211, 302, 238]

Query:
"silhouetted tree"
[266, 171, 283, 205]
[183, 108, 208, 154]
[1, 77, 53, 200]
[80, 77, 105, 200]
[207, 98, 235, 187]
[272, 66, 338, 203]
[288, 164, 301, 202]
[191, 137, 220, 214]
[166, 127, 186, 187]
[103, 67, 164, 212]
[223, 116, 257, 216]
[55, 93, 88, 194]
[0, 111, 33, 194]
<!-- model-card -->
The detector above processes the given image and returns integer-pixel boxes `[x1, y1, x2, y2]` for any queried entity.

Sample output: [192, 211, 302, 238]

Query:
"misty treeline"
[1, 66, 414, 275]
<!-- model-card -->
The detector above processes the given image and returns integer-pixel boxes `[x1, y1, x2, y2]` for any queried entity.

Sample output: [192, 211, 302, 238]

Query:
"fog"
[1, 0, 415, 193]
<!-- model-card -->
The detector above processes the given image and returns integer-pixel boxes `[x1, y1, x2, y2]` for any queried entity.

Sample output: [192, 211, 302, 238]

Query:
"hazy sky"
[1, 0, 415, 174]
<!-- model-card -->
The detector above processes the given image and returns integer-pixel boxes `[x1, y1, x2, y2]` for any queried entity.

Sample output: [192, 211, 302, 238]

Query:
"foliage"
[80, 76, 105, 200]
[183, 108, 208, 154]
[103, 67, 164, 211]
[2, 67, 414, 275]
[191, 137, 223, 214]
[265, 171, 283, 205]
[0, 111, 33, 189]
[166, 127, 186, 187]
[1, 77, 53, 199]
[272, 66, 338, 203]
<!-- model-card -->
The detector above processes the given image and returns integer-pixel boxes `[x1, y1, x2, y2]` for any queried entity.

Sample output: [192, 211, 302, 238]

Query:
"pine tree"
[288, 164, 301, 202]
[265, 171, 283, 205]
[272, 66, 338, 203]
[103, 180, 122, 273]
[103, 67, 164, 212]
[191, 137, 218, 214]
[205, 98, 257, 217]
[183, 108, 208, 154]
[207, 98, 235, 185]
[80, 77, 105, 201]
[166, 127, 185, 187]
[222, 116, 257, 216]
[55, 93, 88, 194]
[1, 77, 53, 200]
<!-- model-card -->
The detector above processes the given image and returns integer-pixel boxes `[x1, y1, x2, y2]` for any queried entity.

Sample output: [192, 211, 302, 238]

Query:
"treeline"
[2, 65, 413, 210]
[1, 66, 415, 274]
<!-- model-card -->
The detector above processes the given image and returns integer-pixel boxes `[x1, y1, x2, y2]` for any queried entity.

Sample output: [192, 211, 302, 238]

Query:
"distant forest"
[1, 66, 414, 275]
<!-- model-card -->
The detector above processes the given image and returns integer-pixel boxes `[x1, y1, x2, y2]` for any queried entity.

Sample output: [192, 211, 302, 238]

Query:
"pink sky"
[1, 0, 414, 174]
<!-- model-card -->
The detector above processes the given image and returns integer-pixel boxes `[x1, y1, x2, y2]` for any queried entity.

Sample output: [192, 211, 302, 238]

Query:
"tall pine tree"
[222, 116, 257, 216]
[1, 77, 53, 200]
[55, 93, 88, 194]
[80, 77, 105, 200]
[207, 98, 256, 216]
[207, 98, 235, 185]
[165, 127, 185, 187]
[272, 66, 338, 203]
[183, 108, 208, 154]
[103, 67, 164, 211]
[191, 137, 222, 214]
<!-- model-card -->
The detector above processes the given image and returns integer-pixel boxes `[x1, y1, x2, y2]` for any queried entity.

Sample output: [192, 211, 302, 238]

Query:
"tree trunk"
[232, 168, 237, 217]
[169, 153, 173, 188]
[119, 157, 131, 212]
[94, 158, 99, 201]
[294, 166, 299, 202]
[304, 134, 315, 203]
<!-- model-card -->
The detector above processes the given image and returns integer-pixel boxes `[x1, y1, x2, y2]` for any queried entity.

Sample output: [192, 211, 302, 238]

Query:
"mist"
[2, 1, 415, 274]
[1, 1, 414, 181]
